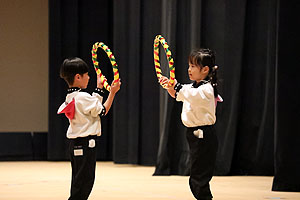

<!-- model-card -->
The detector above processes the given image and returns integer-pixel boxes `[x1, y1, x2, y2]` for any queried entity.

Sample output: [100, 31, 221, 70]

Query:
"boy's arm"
[103, 80, 121, 115]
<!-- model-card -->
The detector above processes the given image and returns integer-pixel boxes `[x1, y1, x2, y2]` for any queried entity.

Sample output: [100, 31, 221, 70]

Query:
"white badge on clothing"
[193, 129, 203, 138]
[89, 139, 96, 148]
[74, 149, 83, 156]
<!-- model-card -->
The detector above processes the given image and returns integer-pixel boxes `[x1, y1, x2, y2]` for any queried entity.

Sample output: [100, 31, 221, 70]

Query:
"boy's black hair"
[188, 48, 219, 97]
[60, 57, 89, 86]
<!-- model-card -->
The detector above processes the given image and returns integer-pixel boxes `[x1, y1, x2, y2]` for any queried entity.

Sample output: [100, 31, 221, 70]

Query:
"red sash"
[58, 98, 75, 120]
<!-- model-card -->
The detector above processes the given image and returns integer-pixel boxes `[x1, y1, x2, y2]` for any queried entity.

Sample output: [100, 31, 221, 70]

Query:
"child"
[57, 57, 121, 200]
[159, 48, 222, 200]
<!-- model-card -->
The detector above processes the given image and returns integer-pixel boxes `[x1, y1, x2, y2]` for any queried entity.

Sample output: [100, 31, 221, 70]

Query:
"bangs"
[188, 50, 203, 67]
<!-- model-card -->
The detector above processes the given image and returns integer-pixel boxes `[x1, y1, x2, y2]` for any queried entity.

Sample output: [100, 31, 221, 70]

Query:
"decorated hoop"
[153, 35, 175, 88]
[91, 42, 119, 92]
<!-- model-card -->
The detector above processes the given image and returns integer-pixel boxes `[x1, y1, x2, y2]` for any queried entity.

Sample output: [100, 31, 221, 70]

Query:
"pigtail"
[206, 50, 218, 98]
[209, 66, 218, 98]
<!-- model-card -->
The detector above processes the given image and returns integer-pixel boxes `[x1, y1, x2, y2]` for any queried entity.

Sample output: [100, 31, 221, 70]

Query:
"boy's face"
[77, 72, 90, 89]
[188, 62, 209, 82]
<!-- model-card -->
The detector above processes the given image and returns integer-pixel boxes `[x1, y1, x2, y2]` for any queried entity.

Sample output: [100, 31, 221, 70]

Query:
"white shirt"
[57, 90, 105, 139]
[176, 82, 216, 127]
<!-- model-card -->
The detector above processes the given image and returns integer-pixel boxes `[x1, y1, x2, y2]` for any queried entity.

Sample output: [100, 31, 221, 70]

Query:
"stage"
[0, 162, 299, 200]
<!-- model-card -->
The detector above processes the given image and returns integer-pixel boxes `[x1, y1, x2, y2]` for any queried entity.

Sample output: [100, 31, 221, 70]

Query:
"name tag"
[74, 149, 83, 156]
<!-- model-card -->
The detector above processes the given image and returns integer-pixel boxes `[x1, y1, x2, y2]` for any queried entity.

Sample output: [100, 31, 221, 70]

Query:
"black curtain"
[49, 0, 300, 191]
[272, 0, 300, 192]
[111, 0, 161, 165]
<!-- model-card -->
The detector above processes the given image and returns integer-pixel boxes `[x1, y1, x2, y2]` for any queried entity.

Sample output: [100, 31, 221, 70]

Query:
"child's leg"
[186, 126, 218, 200]
[68, 136, 97, 200]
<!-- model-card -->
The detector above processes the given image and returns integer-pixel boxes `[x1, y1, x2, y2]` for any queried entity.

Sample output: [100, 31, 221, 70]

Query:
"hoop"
[91, 42, 119, 92]
[153, 35, 175, 88]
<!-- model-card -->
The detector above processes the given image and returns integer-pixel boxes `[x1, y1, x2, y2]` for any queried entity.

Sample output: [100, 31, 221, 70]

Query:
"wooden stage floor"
[0, 161, 299, 200]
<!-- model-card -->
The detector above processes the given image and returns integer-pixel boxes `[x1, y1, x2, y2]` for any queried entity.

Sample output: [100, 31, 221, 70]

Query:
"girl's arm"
[159, 76, 177, 98]
[177, 83, 214, 103]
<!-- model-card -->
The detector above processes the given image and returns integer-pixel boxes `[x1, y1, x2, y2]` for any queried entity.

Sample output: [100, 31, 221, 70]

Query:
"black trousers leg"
[68, 136, 97, 200]
[186, 126, 218, 200]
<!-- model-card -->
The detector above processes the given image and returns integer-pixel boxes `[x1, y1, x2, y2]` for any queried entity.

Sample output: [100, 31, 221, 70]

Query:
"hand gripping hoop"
[91, 42, 120, 92]
[153, 35, 175, 88]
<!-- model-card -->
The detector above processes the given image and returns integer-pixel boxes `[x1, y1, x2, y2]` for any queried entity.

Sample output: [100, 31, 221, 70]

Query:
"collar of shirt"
[192, 80, 209, 88]
[67, 87, 81, 93]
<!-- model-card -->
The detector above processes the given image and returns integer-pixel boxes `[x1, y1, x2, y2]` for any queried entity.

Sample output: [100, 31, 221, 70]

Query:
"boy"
[58, 57, 121, 200]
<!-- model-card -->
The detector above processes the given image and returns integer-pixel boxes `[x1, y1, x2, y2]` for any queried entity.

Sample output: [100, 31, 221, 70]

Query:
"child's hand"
[159, 76, 177, 90]
[165, 79, 177, 90]
[159, 76, 177, 98]
[159, 76, 169, 89]
[97, 75, 107, 89]
[171, 79, 177, 88]
[110, 79, 121, 94]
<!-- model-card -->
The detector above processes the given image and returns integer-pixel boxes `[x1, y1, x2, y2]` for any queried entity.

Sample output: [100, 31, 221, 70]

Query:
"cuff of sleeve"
[94, 88, 105, 96]
[174, 82, 182, 98]
[99, 106, 106, 117]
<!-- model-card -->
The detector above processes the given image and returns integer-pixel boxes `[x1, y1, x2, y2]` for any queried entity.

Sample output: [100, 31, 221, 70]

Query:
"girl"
[159, 48, 222, 200]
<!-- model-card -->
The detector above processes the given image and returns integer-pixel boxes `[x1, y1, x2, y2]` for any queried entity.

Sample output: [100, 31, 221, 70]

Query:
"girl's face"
[188, 62, 209, 82]
[78, 72, 90, 89]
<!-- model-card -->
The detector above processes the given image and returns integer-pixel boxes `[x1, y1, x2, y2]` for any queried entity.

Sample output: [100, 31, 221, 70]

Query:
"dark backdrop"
[49, 0, 300, 191]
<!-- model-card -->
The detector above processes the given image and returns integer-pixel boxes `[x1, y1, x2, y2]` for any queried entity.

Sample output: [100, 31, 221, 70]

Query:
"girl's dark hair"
[60, 57, 89, 85]
[188, 48, 219, 97]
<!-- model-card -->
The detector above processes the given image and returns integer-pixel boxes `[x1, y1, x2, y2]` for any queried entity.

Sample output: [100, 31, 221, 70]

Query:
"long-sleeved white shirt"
[176, 82, 216, 127]
[57, 90, 105, 139]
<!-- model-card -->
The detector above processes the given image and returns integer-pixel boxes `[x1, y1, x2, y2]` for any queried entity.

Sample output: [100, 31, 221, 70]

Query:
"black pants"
[186, 125, 218, 200]
[68, 135, 98, 200]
